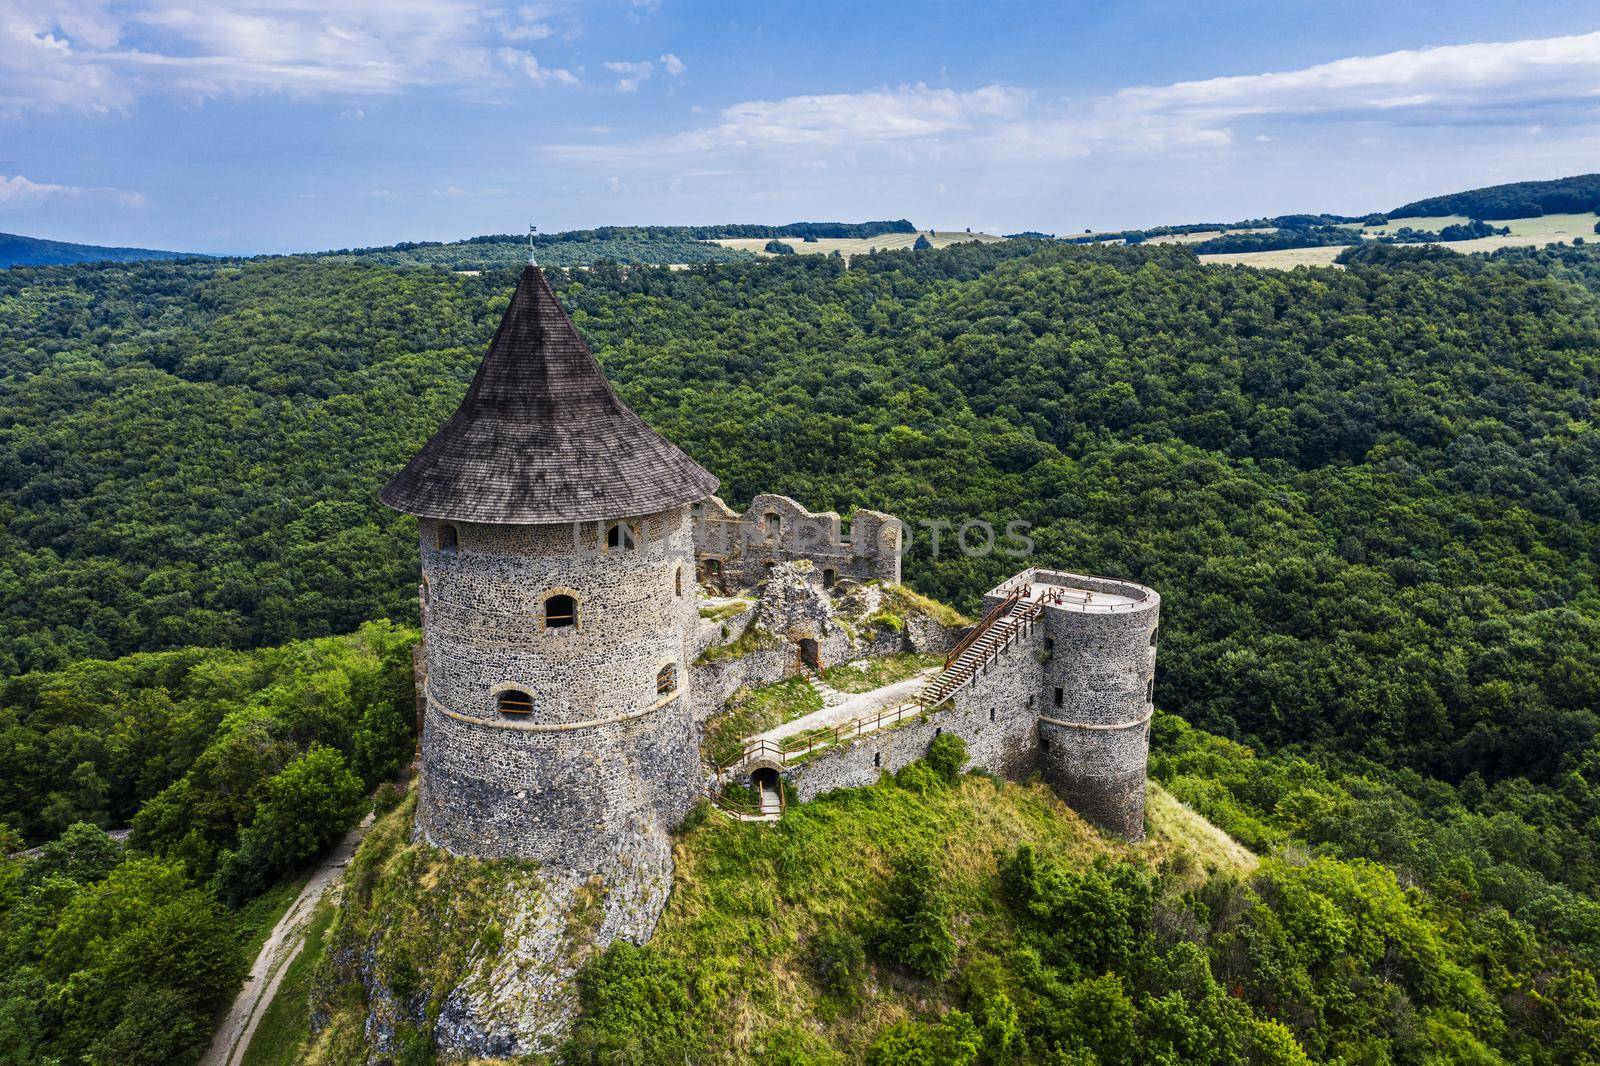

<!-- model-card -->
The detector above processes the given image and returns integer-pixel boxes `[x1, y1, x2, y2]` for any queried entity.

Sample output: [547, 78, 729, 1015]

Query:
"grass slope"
[651, 775, 1249, 1062]
[307, 765, 1250, 1064]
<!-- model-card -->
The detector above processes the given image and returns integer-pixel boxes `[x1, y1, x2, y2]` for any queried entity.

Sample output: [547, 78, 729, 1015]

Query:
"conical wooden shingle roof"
[381, 266, 718, 523]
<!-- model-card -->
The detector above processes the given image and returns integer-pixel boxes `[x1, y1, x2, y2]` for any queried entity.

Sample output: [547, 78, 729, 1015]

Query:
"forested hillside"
[0, 623, 416, 1064]
[0, 231, 198, 268]
[3, 239, 1600, 1061]
[309, 222, 916, 269]
[1391, 173, 1600, 219]
[3, 243, 1596, 784]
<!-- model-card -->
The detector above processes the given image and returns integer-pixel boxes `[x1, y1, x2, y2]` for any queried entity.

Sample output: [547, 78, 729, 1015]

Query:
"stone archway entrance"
[798, 637, 820, 671]
[751, 766, 783, 816]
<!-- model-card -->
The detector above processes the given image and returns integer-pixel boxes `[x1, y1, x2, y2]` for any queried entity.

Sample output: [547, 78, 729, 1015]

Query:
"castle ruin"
[380, 264, 1158, 1054]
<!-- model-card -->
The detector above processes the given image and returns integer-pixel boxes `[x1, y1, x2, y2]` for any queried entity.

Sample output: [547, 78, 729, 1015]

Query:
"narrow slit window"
[1041, 736, 1051, 752]
[436, 524, 458, 556]
[1150, 626, 1159, 647]
[496, 689, 533, 715]
[545, 594, 577, 629]
[1146, 679, 1154, 702]
[675, 566, 683, 597]
[656, 663, 678, 696]
[1054, 687, 1063, 707]
[990, 708, 996, 722]
[874, 752, 881, 767]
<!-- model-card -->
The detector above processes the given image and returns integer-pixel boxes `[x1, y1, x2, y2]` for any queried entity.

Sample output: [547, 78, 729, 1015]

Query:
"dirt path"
[202, 811, 375, 1066]
[749, 668, 937, 747]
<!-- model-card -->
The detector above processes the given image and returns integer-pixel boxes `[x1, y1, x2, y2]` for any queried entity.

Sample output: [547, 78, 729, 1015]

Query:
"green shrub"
[805, 926, 866, 1001]
[215, 745, 365, 903]
[871, 852, 956, 979]
[926, 733, 968, 782]
[564, 942, 704, 1063]
[866, 1012, 981, 1066]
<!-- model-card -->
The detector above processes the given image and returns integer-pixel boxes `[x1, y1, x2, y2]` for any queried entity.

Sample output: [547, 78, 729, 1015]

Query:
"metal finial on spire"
[528, 224, 538, 266]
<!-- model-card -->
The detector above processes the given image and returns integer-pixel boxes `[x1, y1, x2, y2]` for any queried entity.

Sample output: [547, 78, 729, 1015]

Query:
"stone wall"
[780, 566, 1158, 841]
[784, 627, 1043, 801]
[414, 506, 701, 869]
[1030, 568, 1159, 841]
[692, 493, 901, 590]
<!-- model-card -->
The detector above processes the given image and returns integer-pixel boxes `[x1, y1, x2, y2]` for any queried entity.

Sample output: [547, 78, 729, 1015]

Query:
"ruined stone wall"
[692, 493, 901, 590]
[783, 631, 1042, 801]
[414, 507, 701, 867]
[1033, 569, 1159, 841]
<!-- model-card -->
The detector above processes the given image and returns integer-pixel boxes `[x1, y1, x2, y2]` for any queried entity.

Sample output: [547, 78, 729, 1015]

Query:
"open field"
[713, 229, 1004, 257]
[1198, 245, 1350, 269]
[1200, 210, 1598, 270]
[1367, 211, 1597, 243]
[1142, 227, 1274, 245]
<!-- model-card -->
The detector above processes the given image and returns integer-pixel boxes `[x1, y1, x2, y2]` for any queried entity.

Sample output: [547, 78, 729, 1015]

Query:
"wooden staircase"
[918, 587, 1043, 707]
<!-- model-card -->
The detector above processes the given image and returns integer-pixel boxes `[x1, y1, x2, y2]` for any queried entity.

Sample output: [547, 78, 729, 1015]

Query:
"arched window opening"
[436, 524, 458, 556]
[497, 689, 533, 715]
[822, 568, 837, 588]
[606, 521, 637, 551]
[873, 752, 881, 768]
[656, 663, 679, 697]
[763, 511, 782, 538]
[545, 594, 577, 629]
[1150, 627, 1159, 647]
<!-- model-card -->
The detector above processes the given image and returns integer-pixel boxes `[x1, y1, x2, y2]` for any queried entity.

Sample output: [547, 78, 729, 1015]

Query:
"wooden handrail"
[945, 588, 1025, 669]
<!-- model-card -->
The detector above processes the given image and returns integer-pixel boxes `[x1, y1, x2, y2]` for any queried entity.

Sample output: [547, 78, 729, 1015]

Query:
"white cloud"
[499, 47, 578, 86]
[602, 52, 684, 92]
[604, 58, 653, 92]
[690, 84, 1029, 147]
[0, 0, 583, 114]
[0, 172, 145, 206]
[553, 30, 1600, 164]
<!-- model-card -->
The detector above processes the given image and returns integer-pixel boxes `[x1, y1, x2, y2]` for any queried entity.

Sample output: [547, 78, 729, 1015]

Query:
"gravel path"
[201, 811, 376, 1066]
[749, 668, 937, 746]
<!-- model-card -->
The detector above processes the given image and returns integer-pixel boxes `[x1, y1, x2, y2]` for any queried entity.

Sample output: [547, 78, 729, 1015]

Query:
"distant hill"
[1390, 173, 1600, 220]
[312, 222, 918, 270]
[0, 231, 199, 268]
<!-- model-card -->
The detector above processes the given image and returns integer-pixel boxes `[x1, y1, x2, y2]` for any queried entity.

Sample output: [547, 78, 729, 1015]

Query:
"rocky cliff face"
[310, 795, 669, 1060]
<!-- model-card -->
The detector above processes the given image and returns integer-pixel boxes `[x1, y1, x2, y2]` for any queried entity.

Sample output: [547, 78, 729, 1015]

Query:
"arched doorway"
[751, 766, 783, 816]
[798, 637, 820, 671]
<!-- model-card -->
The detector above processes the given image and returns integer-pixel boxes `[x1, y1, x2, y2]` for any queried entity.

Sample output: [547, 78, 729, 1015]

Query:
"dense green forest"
[0, 623, 416, 1064]
[3, 237, 1600, 1060]
[1391, 173, 1600, 220]
[0, 231, 199, 269]
[4, 241, 1597, 784]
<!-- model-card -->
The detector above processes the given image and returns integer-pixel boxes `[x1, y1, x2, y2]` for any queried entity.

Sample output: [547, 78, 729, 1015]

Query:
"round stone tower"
[1033, 570, 1160, 840]
[381, 266, 718, 874]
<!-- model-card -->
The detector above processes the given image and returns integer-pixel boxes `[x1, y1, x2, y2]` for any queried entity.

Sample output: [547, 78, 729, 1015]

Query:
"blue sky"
[2, 0, 1599, 254]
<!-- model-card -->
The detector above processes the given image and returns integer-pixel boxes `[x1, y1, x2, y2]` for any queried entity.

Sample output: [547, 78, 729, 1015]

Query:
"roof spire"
[380, 265, 718, 524]
[528, 223, 538, 266]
